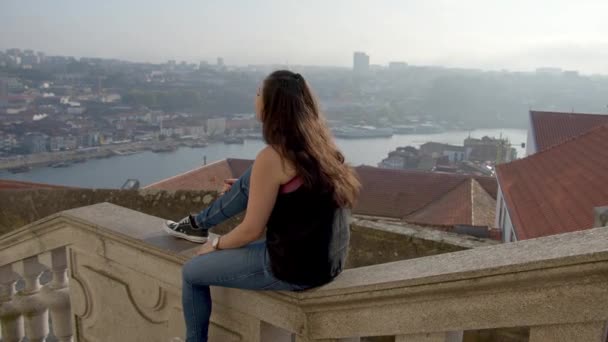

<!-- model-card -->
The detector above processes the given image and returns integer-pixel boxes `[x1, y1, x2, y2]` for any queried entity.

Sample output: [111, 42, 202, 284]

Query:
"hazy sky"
[2, 0, 608, 74]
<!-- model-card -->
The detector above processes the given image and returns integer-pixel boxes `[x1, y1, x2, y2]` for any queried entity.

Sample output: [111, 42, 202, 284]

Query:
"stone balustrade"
[1, 202, 607, 342]
[0, 248, 72, 342]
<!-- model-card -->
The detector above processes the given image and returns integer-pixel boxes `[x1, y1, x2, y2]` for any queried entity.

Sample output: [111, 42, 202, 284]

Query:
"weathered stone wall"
[0, 189, 240, 236]
[347, 219, 497, 268]
[0, 190, 496, 269]
[0, 199, 524, 342]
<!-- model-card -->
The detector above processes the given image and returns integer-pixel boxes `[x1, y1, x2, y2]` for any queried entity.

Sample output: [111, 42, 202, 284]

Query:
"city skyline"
[2, 0, 608, 74]
[2, 46, 607, 77]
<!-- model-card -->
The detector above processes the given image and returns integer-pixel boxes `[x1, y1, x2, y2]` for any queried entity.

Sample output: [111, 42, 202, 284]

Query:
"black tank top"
[266, 180, 350, 287]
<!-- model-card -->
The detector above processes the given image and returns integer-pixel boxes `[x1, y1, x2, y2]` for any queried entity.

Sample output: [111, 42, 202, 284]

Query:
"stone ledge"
[346, 218, 496, 269]
[3, 197, 492, 270]
[3, 203, 608, 341]
[304, 225, 608, 298]
[353, 218, 497, 249]
[7, 202, 608, 300]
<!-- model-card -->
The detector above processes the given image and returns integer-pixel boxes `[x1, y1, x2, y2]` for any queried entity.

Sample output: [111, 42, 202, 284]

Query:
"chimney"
[594, 207, 608, 227]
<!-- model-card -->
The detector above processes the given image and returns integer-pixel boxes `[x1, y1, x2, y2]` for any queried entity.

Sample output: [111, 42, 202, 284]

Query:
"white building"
[0, 133, 17, 152]
[144, 111, 170, 125]
[206, 118, 226, 137]
[494, 186, 516, 242]
[160, 126, 185, 137]
[67, 107, 86, 115]
[49, 136, 65, 152]
[101, 94, 121, 103]
[442, 147, 467, 162]
[187, 126, 206, 137]
[378, 156, 405, 169]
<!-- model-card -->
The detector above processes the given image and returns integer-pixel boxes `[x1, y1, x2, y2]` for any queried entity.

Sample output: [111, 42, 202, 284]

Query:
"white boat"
[245, 132, 264, 140]
[415, 123, 444, 134]
[393, 125, 417, 134]
[332, 126, 394, 139]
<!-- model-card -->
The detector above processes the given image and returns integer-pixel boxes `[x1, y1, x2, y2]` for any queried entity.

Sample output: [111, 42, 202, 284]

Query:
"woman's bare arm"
[211, 146, 284, 249]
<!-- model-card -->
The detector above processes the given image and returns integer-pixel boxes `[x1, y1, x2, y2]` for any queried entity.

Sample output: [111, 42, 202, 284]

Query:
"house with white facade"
[206, 117, 226, 137]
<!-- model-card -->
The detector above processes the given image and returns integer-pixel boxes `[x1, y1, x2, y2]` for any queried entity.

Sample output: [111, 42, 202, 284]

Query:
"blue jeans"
[193, 166, 252, 229]
[182, 166, 308, 342]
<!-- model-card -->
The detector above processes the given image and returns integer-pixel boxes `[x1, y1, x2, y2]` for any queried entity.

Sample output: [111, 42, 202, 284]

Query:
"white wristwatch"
[211, 237, 221, 250]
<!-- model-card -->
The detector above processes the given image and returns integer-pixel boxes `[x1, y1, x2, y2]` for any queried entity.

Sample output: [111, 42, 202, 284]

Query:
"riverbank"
[0, 139, 210, 172]
[0, 128, 528, 189]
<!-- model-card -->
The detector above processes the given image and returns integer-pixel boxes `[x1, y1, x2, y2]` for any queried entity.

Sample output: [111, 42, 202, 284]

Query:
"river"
[0, 128, 527, 189]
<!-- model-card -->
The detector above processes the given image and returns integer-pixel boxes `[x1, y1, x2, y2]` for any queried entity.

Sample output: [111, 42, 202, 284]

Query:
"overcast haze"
[2, 0, 608, 74]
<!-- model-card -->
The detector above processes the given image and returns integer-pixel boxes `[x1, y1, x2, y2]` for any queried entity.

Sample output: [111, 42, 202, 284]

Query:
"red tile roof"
[145, 158, 253, 192]
[530, 110, 608, 152]
[147, 159, 498, 228]
[405, 179, 472, 226]
[355, 166, 497, 225]
[0, 179, 68, 190]
[226, 158, 254, 178]
[496, 125, 608, 240]
[405, 178, 495, 228]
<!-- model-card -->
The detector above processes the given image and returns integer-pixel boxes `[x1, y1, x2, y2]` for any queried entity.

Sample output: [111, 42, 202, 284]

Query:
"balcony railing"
[1, 202, 607, 341]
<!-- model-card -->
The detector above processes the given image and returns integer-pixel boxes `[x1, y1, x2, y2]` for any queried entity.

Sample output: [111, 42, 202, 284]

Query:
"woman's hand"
[204, 147, 282, 250]
[220, 178, 238, 195]
[196, 242, 215, 256]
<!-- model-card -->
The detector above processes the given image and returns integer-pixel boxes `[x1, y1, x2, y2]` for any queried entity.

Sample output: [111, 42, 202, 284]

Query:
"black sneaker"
[163, 215, 208, 243]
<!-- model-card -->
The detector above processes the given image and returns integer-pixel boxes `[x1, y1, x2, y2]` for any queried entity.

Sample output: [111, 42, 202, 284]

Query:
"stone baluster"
[294, 336, 360, 342]
[0, 265, 24, 342]
[260, 323, 363, 342]
[40, 248, 73, 342]
[396, 331, 463, 342]
[12, 256, 50, 342]
[529, 322, 608, 342]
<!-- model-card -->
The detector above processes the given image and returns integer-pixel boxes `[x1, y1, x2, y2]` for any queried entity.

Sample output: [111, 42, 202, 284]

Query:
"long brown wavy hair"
[260, 70, 360, 208]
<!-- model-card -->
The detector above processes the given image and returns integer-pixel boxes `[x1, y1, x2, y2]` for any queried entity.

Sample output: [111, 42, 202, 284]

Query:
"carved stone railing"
[1, 202, 607, 342]
[0, 248, 72, 342]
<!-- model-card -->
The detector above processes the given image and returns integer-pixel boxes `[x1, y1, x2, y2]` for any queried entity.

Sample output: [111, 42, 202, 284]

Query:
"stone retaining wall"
[0, 189, 496, 269]
[0, 188, 233, 236]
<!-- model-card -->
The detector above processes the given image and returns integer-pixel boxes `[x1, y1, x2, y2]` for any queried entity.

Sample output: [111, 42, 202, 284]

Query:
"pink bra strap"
[280, 176, 303, 194]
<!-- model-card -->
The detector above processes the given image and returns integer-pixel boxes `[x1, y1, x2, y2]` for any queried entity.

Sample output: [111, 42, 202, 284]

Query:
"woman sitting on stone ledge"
[163, 70, 360, 342]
